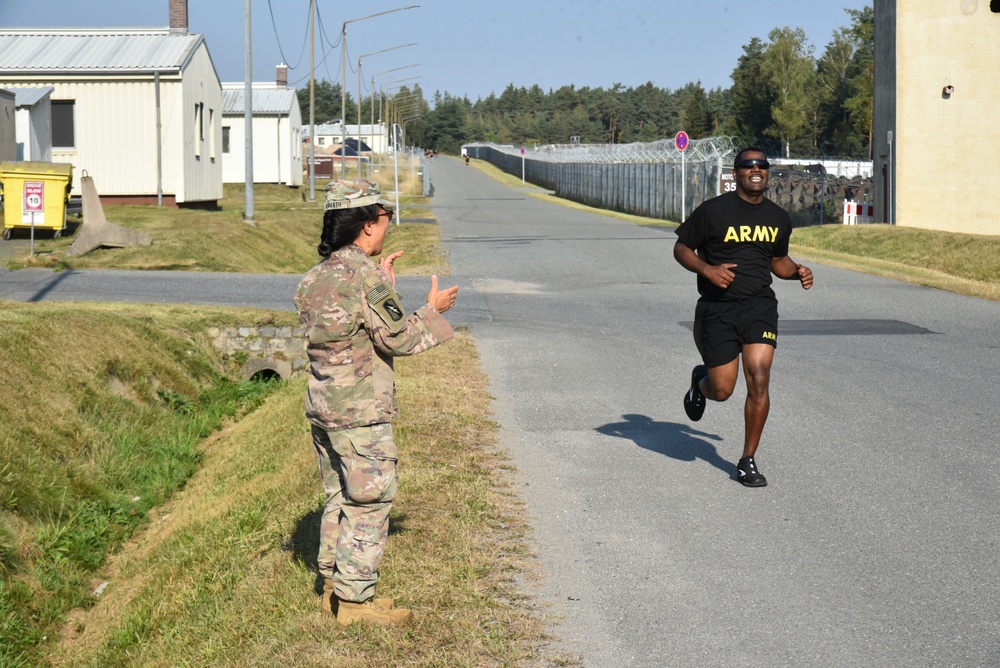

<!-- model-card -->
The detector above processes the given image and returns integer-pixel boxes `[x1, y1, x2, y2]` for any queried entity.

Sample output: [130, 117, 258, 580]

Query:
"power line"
[265, 0, 310, 70]
[314, 3, 342, 84]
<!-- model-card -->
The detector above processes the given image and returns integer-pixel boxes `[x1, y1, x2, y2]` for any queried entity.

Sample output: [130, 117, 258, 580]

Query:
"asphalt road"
[3, 158, 999, 667]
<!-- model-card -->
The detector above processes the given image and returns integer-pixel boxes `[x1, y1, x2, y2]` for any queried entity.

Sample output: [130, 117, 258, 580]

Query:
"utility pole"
[308, 0, 316, 201]
[243, 0, 254, 223]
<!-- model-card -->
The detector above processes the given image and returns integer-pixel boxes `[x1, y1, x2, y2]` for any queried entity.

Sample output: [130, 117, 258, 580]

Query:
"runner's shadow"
[595, 414, 735, 480]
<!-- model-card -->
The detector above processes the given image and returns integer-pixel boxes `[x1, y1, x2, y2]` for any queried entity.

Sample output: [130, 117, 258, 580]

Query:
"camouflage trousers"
[311, 423, 398, 603]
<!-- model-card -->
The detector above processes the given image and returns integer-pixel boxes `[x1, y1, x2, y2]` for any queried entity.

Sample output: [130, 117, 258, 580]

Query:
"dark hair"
[734, 146, 767, 169]
[317, 204, 381, 258]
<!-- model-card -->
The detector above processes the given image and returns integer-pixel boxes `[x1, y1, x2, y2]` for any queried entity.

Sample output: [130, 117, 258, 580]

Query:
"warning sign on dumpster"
[23, 181, 45, 225]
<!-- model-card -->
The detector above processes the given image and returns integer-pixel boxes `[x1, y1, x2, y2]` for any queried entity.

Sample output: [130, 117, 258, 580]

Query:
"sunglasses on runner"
[735, 158, 770, 171]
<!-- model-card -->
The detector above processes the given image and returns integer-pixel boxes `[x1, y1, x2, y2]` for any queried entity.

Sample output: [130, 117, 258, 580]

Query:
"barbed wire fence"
[464, 136, 875, 227]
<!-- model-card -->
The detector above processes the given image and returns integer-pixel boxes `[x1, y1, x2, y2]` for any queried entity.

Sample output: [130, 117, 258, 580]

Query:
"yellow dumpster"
[0, 161, 73, 240]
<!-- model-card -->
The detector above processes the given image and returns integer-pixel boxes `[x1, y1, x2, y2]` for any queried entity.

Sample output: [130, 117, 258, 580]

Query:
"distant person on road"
[465, 154, 470, 166]
[672, 147, 813, 487]
[295, 179, 459, 625]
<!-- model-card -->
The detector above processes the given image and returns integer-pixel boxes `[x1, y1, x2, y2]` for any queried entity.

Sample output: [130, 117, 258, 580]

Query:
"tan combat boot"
[320, 578, 394, 614]
[335, 599, 414, 626]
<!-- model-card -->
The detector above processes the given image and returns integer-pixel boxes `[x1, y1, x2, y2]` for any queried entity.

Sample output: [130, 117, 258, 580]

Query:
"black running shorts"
[693, 296, 779, 368]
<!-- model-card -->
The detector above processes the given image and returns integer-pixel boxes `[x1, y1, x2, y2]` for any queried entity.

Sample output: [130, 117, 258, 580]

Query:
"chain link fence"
[464, 137, 874, 227]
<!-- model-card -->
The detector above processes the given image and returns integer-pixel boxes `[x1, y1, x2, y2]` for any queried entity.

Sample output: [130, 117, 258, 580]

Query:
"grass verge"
[0, 302, 298, 667]
[5, 165, 447, 276]
[41, 334, 569, 667]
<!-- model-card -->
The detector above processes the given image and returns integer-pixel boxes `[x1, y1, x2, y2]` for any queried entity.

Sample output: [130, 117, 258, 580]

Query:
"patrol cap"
[323, 178, 395, 212]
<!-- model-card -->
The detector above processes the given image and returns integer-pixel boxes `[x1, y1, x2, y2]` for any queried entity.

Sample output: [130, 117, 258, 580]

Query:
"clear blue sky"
[2, 0, 872, 104]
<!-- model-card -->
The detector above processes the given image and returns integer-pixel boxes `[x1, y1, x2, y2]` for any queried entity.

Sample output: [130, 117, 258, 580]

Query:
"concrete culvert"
[241, 358, 291, 382]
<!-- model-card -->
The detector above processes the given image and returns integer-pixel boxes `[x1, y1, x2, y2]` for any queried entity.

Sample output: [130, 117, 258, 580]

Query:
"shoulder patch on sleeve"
[364, 274, 407, 333]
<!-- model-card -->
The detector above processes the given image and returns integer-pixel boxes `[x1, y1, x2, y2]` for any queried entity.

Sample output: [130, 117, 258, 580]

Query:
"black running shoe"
[736, 456, 768, 487]
[683, 364, 707, 421]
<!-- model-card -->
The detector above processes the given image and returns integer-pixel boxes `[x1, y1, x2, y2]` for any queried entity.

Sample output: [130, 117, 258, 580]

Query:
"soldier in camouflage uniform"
[295, 179, 458, 626]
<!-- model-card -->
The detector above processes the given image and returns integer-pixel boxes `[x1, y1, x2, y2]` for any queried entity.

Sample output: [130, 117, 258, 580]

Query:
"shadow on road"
[595, 414, 735, 481]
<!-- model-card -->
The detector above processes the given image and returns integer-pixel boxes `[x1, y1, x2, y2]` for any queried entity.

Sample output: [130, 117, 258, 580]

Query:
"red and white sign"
[675, 131, 689, 151]
[842, 200, 874, 225]
[22, 181, 45, 225]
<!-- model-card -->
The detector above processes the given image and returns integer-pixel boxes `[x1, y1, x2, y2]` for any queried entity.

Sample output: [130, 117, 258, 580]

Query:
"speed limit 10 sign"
[23, 181, 45, 212]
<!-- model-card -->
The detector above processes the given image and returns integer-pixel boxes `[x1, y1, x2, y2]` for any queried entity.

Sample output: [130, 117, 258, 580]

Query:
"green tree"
[815, 27, 858, 154]
[681, 82, 712, 138]
[761, 27, 816, 156]
[705, 86, 731, 135]
[724, 37, 776, 141]
[844, 5, 874, 158]
[423, 92, 469, 153]
[296, 80, 350, 126]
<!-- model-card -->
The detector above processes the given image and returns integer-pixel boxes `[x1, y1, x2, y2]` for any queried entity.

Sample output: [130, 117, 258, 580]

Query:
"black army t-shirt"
[676, 191, 792, 302]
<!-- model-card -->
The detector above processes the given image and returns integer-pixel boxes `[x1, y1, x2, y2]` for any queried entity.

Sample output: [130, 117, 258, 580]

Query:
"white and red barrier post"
[842, 200, 874, 225]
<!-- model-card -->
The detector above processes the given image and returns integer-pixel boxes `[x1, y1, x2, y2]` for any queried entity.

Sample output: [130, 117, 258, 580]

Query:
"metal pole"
[392, 123, 400, 224]
[340, 21, 347, 179]
[243, 0, 254, 222]
[819, 166, 826, 226]
[371, 75, 376, 170]
[357, 59, 364, 178]
[308, 0, 315, 200]
[887, 130, 894, 225]
[155, 71, 163, 207]
[681, 151, 686, 223]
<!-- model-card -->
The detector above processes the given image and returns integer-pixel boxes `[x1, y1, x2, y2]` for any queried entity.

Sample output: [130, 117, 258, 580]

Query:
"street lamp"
[379, 82, 421, 170]
[340, 6, 419, 178]
[371, 64, 419, 163]
[391, 113, 423, 216]
[381, 79, 422, 128]
[357, 43, 416, 178]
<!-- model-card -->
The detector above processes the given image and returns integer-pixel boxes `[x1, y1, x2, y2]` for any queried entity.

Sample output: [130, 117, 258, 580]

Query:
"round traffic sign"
[675, 131, 689, 151]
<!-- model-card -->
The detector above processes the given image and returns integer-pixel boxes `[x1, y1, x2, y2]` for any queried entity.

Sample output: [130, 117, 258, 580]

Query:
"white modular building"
[9, 86, 53, 162]
[221, 71, 303, 186]
[306, 122, 389, 154]
[0, 89, 14, 161]
[0, 2, 223, 206]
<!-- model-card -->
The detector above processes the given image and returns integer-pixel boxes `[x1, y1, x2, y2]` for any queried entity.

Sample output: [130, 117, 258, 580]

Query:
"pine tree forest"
[298, 7, 874, 160]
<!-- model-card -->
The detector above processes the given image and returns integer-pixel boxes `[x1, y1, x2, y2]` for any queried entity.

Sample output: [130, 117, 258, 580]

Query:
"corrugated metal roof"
[220, 84, 299, 115]
[7, 86, 54, 107]
[0, 29, 204, 74]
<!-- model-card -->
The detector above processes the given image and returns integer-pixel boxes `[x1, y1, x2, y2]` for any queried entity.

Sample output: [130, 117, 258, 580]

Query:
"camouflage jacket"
[294, 244, 454, 430]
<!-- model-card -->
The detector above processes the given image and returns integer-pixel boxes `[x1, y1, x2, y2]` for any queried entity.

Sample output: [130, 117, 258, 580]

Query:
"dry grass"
[6, 165, 446, 276]
[789, 224, 1000, 300]
[45, 334, 572, 667]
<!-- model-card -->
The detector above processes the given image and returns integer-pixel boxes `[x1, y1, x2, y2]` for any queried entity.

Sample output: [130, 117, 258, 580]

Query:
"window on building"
[223, 126, 231, 154]
[318, 137, 325, 145]
[52, 100, 75, 148]
[193, 103, 206, 158]
[209, 109, 215, 159]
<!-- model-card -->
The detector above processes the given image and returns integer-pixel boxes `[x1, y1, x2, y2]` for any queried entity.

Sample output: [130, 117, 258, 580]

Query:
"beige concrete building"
[874, 0, 1000, 235]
